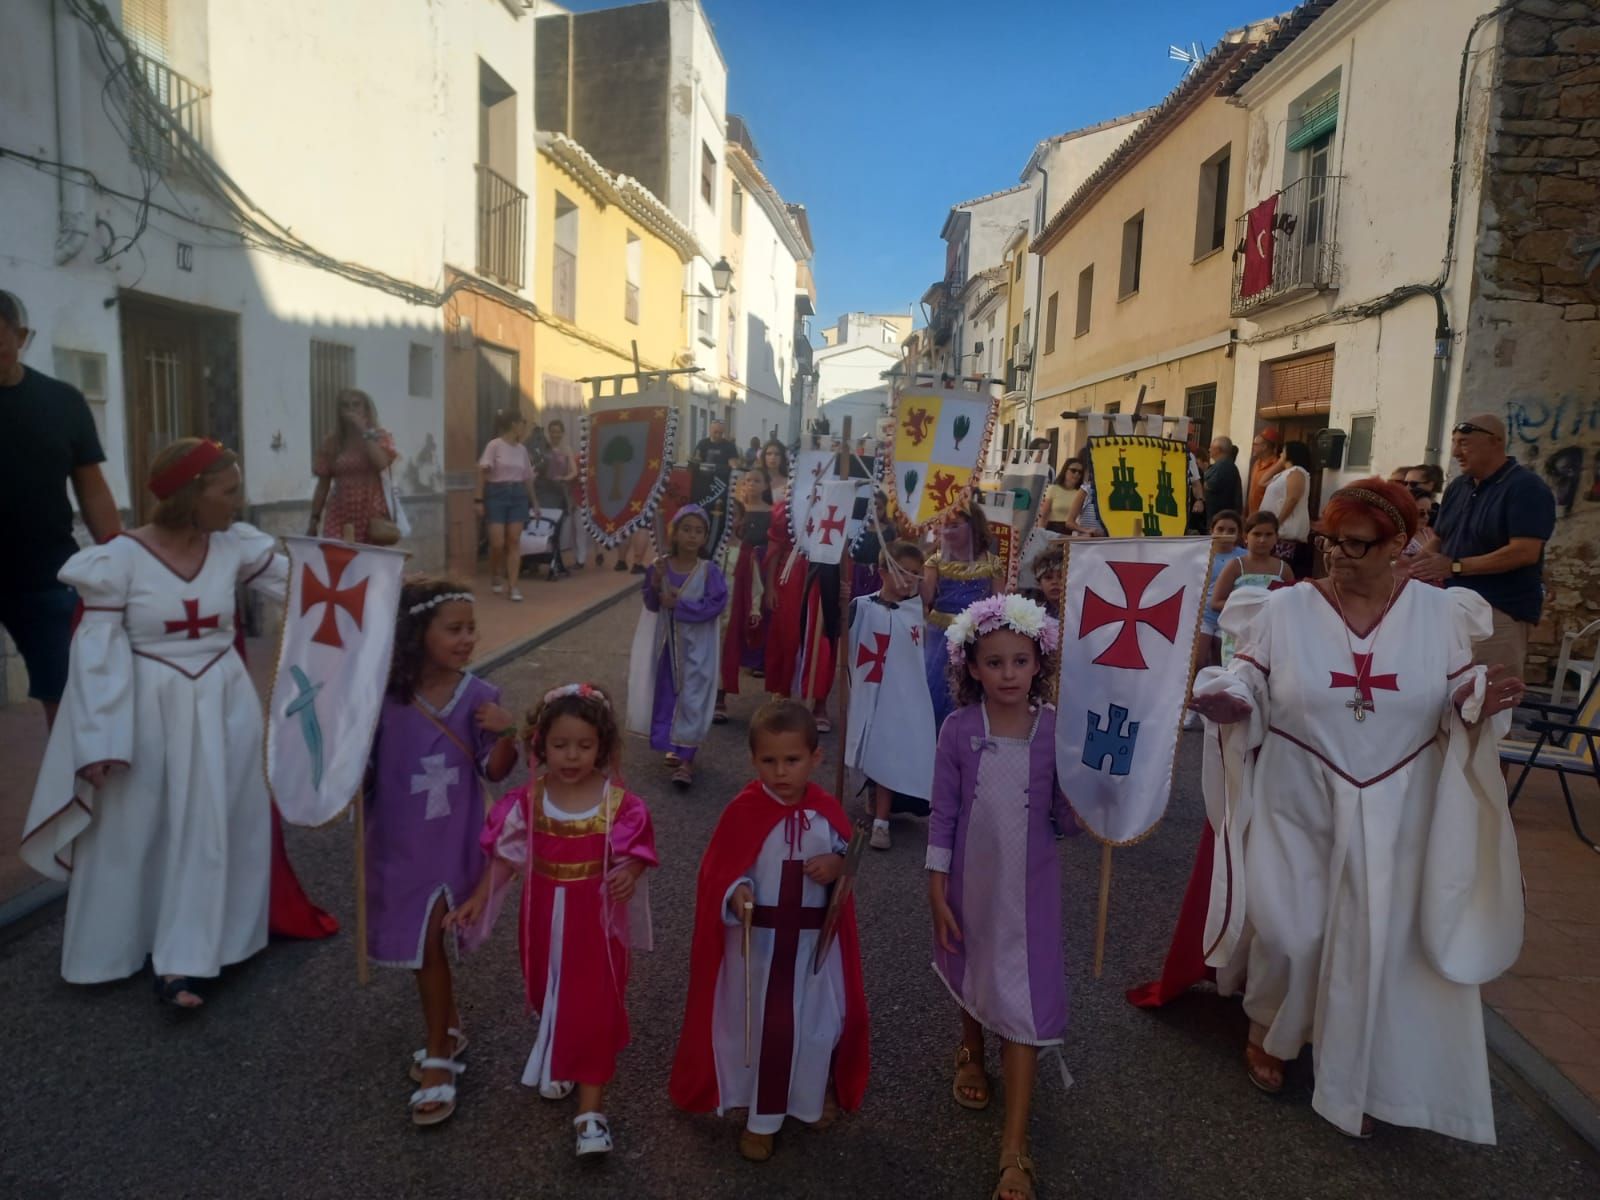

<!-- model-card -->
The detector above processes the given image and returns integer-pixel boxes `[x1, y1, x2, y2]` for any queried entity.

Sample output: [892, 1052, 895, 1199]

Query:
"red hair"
[1316, 476, 1418, 542]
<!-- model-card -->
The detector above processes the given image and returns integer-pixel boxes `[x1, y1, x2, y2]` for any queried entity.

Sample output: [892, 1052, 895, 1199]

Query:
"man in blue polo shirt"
[1405, 412, 1556, 679]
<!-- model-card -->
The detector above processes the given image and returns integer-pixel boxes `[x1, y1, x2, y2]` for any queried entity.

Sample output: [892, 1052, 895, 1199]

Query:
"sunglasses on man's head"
[1451, 422, 1495, 437]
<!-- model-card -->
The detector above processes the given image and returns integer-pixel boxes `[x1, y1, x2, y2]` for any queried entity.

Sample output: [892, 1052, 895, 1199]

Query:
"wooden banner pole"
[1093, 843, 1113, 980]
[832, 417, 854, 800]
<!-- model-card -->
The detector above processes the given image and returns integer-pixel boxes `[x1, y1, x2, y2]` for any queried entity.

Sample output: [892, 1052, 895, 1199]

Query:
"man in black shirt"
[0, 289, 122, 725]
[1203, 435, 1244, 523]
[1406, 412, 1556, 679]
[693, 419, 741, 476]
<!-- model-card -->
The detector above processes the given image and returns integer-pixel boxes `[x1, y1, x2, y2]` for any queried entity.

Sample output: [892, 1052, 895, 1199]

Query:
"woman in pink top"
[477, 410, 536, 601]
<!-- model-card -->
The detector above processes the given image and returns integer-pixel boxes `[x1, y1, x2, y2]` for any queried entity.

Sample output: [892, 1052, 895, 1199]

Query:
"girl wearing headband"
[625, 504, 728, 789]
[367, 577, 518, 1126]
[451, 683, 657, 1159]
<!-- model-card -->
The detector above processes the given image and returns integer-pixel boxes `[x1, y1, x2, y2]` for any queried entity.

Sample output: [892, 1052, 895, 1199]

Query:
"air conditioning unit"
[1012, 340, 1032, 369]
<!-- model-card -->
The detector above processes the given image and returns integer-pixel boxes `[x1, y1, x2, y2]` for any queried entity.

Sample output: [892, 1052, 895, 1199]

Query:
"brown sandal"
[952, 1044, 991, 1110]
[1244, 1041, 1285, 1094]
[807, 1085, 840, 1130]
[992, 1152, 1036, 1200]
[739, 1129, 775, 1161]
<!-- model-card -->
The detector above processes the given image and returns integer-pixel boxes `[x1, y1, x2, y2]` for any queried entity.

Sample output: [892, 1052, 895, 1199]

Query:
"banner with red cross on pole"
[1056, 536, 1213, 845]
[267, 536, 408, 827]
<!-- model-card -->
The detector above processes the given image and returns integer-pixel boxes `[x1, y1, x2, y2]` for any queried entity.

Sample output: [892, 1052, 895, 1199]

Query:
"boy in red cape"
[669, 700, 869, 1162]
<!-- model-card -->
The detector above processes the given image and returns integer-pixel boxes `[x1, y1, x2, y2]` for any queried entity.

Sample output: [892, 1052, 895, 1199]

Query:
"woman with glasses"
[1189, 477, 1524, 1144]
[1039, 458, 1087, 536]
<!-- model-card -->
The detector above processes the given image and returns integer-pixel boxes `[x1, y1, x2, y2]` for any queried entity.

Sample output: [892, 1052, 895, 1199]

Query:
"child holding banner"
[367, 579, 517, 1126]
[926, 594, 1066, 1200]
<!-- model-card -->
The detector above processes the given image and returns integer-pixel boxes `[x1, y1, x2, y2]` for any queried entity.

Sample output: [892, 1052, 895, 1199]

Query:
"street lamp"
[710, 256, 734, 295]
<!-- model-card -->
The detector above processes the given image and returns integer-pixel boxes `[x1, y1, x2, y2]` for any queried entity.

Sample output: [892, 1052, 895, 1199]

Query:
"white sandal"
[409, 1057, 465, 1127]
[574, 1111, 613, 1157]
[409, 1028, 468, 1083]
[539, 1079, 575, 1100]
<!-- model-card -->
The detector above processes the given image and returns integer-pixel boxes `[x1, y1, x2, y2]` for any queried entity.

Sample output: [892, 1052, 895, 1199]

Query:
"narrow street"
[3, 599, 1596, 1200]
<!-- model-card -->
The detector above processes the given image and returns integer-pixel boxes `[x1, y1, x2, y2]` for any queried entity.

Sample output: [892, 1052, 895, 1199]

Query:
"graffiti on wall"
[1508, 395, 1600, 517]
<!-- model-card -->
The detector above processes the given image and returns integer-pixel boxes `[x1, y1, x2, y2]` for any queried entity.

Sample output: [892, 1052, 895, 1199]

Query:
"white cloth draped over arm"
[19, 541, 135, 879]
[1418, 588, 1524, 984]
[233, 522, 288, 603]
[1195, 586, 1275, 969]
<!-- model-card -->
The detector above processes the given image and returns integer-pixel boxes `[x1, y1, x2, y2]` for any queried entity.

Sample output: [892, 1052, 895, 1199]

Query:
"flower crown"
[945, 593, 1060, 666]
[541, 682, 610, 709]
[408, 591, 474, 616]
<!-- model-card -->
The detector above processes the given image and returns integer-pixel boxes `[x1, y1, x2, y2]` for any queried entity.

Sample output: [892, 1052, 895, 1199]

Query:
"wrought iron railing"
[1230, 173, 1343, 315]
[476, 163, 528, 290]
[129, 53, 209, 171]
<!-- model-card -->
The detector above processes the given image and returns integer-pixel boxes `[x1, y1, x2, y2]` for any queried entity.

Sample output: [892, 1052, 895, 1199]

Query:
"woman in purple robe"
[921, 504, 1003, 733]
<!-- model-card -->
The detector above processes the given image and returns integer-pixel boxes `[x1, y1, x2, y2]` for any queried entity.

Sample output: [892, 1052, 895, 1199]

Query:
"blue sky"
[557, 0, 1277, 332]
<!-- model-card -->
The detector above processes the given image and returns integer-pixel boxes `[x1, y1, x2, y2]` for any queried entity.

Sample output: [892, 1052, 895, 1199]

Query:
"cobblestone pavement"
[4, 600, 1597, 1199]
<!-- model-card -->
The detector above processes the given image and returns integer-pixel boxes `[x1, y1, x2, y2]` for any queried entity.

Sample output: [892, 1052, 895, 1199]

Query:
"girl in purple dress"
[926, 593, 1065, 1200]
[369, 578, 518, 1126]
[625, 506, 728, 789]
[921, 504, 1003, 734]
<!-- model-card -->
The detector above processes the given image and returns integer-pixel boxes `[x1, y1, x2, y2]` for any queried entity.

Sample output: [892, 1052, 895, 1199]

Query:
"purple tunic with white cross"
[926, 702, 1070, 1046]
[364, 673, 501, 967]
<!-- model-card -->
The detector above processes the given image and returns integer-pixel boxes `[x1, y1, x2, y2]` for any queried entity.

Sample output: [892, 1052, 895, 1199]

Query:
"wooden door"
[121, 299, 201, 521]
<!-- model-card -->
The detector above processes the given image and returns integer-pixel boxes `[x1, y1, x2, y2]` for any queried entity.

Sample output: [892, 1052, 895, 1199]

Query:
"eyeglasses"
[1066, 467, 1083, 475]
[1405, 482, 1432, 495]
[1314, 533, 1383, 559]
[1451, 422, 1494, 437]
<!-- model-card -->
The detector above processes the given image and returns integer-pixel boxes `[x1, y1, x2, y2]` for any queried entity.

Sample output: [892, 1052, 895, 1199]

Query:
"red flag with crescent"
[1240, 195, 1278, 299]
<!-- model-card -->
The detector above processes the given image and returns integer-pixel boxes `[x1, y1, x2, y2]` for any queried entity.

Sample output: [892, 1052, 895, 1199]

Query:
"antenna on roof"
[1168, 42, 1206, 74]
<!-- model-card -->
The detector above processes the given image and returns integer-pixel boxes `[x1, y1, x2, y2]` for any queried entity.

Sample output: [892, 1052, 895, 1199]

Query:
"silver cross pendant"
[1346, 696, 1372, 723]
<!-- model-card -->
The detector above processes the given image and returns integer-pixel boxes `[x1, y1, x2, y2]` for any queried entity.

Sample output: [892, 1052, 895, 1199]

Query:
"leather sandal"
[739, 1129, 775, 1162]
[952, 1044, 991, 1110]
[1244, 1040, 1285, 1095]
[992, 1152, 1036, 1200]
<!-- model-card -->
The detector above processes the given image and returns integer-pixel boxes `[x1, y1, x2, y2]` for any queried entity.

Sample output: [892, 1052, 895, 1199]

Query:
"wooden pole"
[1093, 843, 1113, 980]
[832, 417, 854, 799]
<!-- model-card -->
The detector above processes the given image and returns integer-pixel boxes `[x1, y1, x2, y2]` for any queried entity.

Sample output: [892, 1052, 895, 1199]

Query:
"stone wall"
[1463, 1, 1600, 685]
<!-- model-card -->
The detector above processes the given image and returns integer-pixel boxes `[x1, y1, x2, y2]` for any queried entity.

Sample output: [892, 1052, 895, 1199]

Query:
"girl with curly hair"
[452, 683, 658, 1159]
[369, 578, 517, 1126]
[926, 593, 1069, 1200]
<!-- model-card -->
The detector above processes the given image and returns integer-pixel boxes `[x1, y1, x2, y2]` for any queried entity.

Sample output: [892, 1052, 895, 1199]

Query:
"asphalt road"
[5, 599, 1598, 1200]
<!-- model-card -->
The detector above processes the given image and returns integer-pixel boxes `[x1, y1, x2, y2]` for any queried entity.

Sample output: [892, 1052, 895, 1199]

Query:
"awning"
[1287, 92, 1338, 151]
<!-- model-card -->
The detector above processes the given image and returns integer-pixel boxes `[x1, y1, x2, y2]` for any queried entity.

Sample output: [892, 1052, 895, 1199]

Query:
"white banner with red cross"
[1056, 537, 1213, 844]
[267, 536, 409, 826]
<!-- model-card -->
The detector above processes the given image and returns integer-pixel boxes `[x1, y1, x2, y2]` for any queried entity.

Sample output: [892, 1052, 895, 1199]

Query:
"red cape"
[1126, 823, 1215, 1008]
[668, 780, 869, 1113]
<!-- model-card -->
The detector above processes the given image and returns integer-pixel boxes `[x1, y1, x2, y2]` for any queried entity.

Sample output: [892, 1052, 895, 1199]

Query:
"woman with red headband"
[21, 438, 291, 1008]
[1189, 477, 1524, 1144]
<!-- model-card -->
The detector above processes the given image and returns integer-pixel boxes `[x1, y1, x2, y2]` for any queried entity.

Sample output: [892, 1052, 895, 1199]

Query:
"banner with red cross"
[267, 536, 408, 826]
[1056, 536, 1213, 844]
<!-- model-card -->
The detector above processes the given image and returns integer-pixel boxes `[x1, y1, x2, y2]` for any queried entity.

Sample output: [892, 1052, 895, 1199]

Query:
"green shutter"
[1288, 93, 1338, 151]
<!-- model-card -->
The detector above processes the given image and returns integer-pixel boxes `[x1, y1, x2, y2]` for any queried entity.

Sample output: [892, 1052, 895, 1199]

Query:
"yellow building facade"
[530, 133, 699, 425]
[1030, 33, 1267, 458]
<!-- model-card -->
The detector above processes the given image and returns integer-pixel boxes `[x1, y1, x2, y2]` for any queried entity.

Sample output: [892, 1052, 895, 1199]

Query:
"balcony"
[129, 53, 209, 172]
[476, 163, 528, 290]
[1230, 173, 1342, 316]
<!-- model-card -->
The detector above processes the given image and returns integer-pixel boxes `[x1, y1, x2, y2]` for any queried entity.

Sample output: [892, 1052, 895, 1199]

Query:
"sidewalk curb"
[0, 580, 635, 937]
[468, 577, 637, 677]
[1485, 1004, 1600, 1158]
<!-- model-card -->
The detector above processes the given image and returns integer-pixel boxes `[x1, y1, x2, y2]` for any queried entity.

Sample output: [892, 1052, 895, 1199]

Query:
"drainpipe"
[1024, 166, 1048, 443]
[1422, 291, 1451, 467]
[52, 0, 90, 265]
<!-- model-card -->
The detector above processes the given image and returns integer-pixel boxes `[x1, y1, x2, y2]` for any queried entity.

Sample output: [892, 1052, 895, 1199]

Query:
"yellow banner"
[1086, 435, 1190, 538]
[888, 388, 996, 527]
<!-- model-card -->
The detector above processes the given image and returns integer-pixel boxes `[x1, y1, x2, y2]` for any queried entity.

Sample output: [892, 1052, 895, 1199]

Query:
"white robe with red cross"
[1195, 581, 1522, 1144]
[843, 592, 935, 800]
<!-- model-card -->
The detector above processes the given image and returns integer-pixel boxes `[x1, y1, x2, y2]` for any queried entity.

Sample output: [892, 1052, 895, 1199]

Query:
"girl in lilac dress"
[368, 578, 518, 1126]
[926, 593, 1066, 1200]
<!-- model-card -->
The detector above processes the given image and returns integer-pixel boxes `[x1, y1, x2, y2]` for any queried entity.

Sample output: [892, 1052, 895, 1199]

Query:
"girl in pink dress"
[451, 683, 657, 1159]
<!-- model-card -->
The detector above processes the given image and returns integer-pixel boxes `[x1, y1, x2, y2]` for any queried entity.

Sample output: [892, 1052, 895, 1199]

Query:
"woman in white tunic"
[22, 438, 284, 1008]
[1192, 478, 1524, 1143]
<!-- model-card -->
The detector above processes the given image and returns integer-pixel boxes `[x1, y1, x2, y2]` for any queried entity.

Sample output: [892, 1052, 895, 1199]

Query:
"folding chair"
[1501, 673, 1600, 854]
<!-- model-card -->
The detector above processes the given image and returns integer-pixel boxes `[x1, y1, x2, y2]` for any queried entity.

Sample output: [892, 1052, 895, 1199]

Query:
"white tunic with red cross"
[22, 524, 287, 985]
[843, 591, 935, 800]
